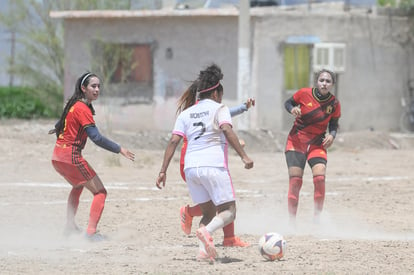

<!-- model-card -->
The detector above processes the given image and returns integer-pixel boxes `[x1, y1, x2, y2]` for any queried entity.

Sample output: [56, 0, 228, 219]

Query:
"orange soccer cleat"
[180, 205, 193, 235]
[222, 236, 250, 247]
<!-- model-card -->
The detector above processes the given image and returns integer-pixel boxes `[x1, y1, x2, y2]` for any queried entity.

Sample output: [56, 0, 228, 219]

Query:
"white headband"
[80, 73, 92, 87]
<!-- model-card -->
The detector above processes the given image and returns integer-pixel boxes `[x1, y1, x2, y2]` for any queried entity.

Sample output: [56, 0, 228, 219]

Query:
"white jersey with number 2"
[173, 99, 232, 169]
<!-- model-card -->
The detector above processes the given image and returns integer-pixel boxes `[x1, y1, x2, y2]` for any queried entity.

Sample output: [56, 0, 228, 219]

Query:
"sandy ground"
[0, 119, 414, 274]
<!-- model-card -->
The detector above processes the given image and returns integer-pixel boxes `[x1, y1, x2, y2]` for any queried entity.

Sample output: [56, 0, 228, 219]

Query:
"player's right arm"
[156, 134, 182, 189]
[284, 97, 301, 117]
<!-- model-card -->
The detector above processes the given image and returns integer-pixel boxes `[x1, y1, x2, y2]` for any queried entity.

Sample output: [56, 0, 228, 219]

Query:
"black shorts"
[285, 151, 327, 169]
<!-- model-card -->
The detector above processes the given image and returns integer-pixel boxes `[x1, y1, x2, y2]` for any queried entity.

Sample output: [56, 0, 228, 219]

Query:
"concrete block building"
[50, 3, 414, 132]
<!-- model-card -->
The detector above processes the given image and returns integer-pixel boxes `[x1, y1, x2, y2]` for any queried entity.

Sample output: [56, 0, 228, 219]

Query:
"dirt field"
[0, 119, 413, 274]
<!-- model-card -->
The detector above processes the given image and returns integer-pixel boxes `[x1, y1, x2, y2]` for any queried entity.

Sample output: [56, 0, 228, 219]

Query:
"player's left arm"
[229, 98, 255, 117]
[322, 117, 339, 149]
[85, 125, 121, 153]
[323, 99, 341, 149]
[85, 125, 135, 161]
[221, 123, 253, 169]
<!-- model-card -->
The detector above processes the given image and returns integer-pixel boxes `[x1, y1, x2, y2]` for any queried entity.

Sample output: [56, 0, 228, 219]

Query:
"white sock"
[205, 216, 225, 233]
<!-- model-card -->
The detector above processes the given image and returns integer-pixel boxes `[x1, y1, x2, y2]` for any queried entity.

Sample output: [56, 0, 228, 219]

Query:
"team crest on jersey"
[326, 105, 333, 114]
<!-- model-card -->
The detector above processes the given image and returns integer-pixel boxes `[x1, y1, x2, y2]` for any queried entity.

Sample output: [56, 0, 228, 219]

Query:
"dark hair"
[50, 72, 98, 137]
[197, 64, 223, 100]
[314, 69, 336, 85]
[176, 80, 198, 115]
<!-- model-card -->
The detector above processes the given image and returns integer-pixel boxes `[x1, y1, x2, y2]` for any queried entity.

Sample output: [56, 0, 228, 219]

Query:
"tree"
[0, 0, 135, 115]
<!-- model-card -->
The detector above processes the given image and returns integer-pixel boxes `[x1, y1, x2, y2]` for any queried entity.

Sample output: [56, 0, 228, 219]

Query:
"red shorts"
[52, 159, 96, 186]
[285, 134, 327, 161]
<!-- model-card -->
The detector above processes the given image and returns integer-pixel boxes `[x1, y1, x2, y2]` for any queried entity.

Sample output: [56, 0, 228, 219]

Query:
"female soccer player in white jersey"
[156, 64, 254, 262]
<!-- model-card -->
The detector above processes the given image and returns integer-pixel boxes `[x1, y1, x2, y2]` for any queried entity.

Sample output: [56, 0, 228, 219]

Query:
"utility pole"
[8, 0, 16, 87]
[237, 0, 250, 130]
[9, 29, 15, 87]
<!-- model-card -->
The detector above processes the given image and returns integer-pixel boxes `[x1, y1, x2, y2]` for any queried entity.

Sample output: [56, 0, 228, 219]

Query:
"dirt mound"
[333, 131, 414, 151]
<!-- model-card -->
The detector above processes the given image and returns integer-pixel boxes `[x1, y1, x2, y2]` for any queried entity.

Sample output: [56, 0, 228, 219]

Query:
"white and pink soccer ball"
[258, 232, 287, 261]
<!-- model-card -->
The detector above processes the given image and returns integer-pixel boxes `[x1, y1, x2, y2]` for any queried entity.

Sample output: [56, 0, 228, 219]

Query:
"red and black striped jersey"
[54, 101, 95, 160]
[290, 87, 341, 145]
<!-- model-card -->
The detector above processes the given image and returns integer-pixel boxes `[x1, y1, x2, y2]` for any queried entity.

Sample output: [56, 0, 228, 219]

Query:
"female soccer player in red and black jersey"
[284, 69, 341, 225]
[50, 72, 135, 241]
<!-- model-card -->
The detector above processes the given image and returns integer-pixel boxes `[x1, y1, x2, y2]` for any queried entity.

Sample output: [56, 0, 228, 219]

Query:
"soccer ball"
[258, 232, 287, 261]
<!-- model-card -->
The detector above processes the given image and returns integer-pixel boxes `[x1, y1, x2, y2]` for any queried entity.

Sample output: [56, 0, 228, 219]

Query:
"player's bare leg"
[197, 200, 217, 261]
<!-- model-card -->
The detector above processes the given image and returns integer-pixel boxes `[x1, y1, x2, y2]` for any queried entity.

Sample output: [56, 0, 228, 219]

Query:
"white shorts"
[185, 167, 235, 206]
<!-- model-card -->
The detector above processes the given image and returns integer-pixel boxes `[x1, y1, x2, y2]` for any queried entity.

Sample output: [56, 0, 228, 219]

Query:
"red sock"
[187, 204, 203, 217]
[87, 192, 106, 235]
[288, 176, 303, 217]
[313, 175, 325, 215]
[67, 187, 83, 225]
[222, 222, 235, 238]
